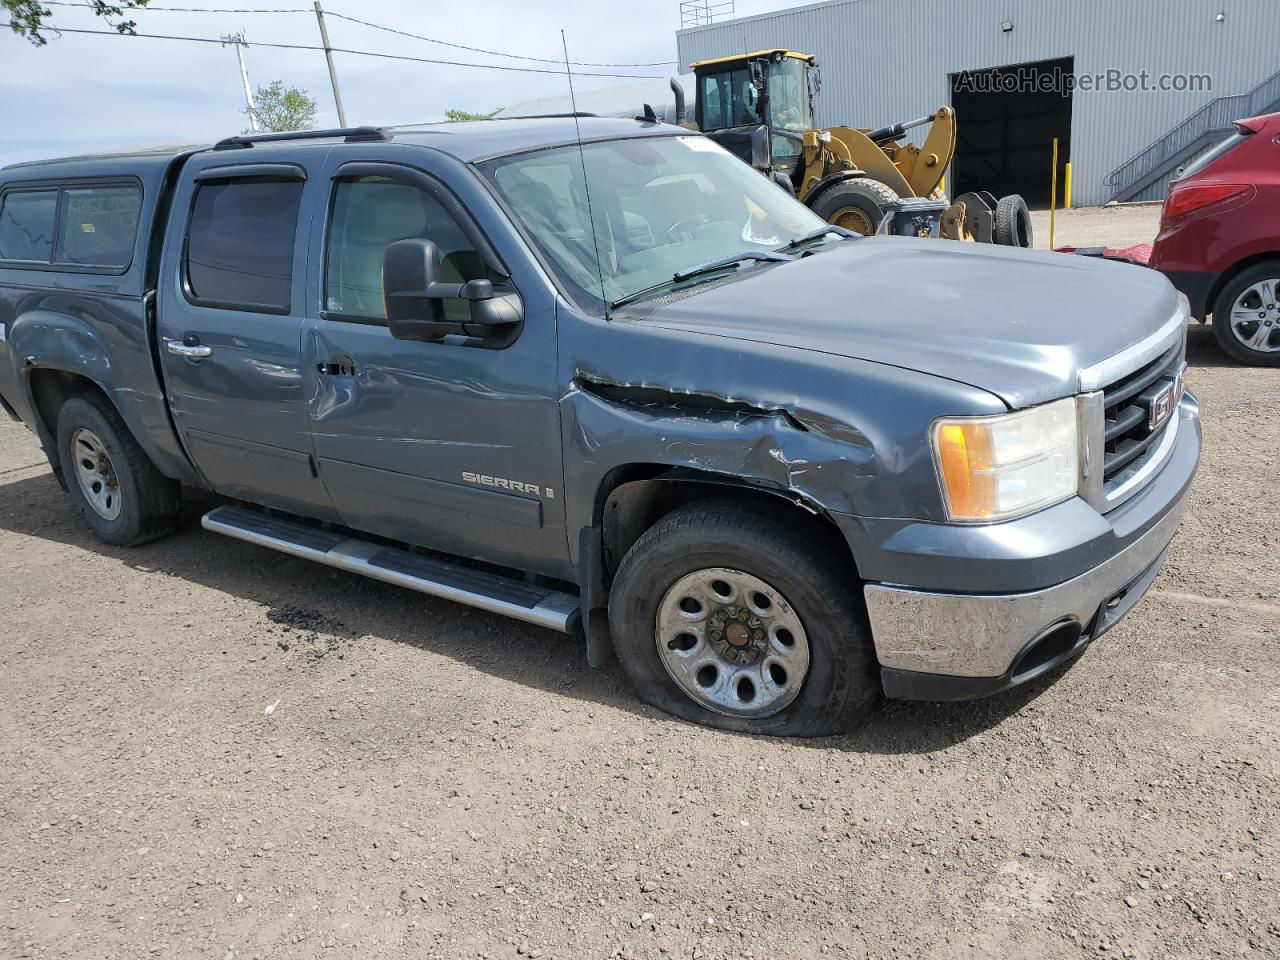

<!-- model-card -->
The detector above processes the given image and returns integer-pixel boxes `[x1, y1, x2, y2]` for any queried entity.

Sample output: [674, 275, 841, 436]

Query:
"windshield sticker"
[677, 136, 722, 152]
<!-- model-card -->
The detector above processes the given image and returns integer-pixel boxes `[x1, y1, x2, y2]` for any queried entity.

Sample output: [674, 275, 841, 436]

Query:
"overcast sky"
[1, 0, 809, 165]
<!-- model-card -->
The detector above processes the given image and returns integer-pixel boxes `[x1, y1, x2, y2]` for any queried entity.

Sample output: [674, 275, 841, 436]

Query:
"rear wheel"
[1211, 261, 1280, 366]
[56, 394, 181, 546]
[809, 178, 900, 235]
[994, 194, 1034, 248]
[608, 499, 880, 737]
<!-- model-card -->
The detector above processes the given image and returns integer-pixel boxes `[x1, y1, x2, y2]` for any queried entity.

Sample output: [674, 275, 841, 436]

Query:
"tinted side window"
[325, 175, 485, 322]
[58, 185, 142, 267]
[186, 178, 304, 312]
[0, 190, 58, 262]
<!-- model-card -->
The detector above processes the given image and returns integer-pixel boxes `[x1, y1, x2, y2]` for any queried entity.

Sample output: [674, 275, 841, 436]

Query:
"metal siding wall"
[677, 0, 1279, 206]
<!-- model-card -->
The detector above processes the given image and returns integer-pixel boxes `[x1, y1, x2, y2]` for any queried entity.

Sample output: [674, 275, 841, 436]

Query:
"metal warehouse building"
[676, 0, 1280, 206]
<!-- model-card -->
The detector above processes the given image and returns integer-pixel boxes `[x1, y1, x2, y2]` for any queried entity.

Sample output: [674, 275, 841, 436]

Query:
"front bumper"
[850, 393, 1200, 700]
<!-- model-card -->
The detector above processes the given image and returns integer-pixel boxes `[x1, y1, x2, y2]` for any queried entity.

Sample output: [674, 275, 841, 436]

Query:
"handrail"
[1106, 68, 1280, 195]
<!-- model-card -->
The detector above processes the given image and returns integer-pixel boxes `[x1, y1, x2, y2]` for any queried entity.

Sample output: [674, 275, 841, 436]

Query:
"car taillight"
[1162, 182, 1253, 225]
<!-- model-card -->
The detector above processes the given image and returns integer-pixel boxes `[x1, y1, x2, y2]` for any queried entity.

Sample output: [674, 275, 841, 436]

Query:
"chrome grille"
[1100, 341, 1183, 485]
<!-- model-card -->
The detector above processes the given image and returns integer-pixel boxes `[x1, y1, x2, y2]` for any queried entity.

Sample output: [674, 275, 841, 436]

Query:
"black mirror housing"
[384, 237, 446, 327]
[383, 238, 522, 344]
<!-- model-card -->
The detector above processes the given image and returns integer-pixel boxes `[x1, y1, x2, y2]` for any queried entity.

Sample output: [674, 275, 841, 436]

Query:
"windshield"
[481, 135, 827, 307]
[767, 57, 813, 160]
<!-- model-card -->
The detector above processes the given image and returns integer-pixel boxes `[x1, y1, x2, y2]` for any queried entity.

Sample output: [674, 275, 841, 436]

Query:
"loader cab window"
[324, 175, 486, 323]
[699, 68, 758, 131]
[766, 57, 813, 161]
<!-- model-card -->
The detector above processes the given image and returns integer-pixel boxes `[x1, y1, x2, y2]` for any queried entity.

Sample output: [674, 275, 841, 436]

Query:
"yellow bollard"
[1050, 138, 1059, 250]
[1064, 162, 1073, 209]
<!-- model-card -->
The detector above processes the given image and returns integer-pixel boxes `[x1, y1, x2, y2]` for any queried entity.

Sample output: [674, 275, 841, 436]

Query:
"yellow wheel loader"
[672, 49, 1032, 246]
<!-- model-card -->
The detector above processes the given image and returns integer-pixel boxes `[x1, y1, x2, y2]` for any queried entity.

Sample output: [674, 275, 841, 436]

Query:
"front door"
[301, 157, 569, 577]
[156, 159, 337, 520]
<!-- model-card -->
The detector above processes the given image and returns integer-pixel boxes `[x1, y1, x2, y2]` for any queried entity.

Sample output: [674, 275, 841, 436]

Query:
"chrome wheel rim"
[655, 567, 810, 719]
[70, 428, 122, 521]
[1228, 278, 1280, 353]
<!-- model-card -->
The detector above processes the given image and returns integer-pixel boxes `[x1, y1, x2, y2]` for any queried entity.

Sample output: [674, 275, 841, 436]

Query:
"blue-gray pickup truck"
[0, 118, 1200, 736]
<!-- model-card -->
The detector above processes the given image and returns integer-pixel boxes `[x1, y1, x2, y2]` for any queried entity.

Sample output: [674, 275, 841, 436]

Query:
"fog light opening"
[1011, 620, 1083, 683]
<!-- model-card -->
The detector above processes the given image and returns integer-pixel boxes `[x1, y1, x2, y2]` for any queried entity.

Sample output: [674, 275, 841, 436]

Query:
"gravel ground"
[1, 323, 1277, 960]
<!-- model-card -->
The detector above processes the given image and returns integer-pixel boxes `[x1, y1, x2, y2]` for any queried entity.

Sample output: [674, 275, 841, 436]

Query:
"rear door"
[157, 156, 338, 520]
[300, 152, 569, 576]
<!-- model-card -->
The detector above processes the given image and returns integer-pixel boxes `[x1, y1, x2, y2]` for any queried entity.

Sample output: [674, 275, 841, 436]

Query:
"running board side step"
[201, 505, 580, 633]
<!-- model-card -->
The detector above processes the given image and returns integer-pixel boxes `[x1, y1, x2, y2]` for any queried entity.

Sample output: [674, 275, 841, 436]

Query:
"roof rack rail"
[213, 126, 392, 151]
[499, 112, 599, 120]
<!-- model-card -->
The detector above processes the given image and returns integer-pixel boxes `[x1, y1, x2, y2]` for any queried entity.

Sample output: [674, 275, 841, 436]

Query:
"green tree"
[445, 108, 502, 121]
[4, 0, 148, 45]
[245, 81, 317, 134]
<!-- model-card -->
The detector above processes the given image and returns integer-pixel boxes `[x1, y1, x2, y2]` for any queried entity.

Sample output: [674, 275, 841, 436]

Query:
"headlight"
[932, 398, 1079, 522]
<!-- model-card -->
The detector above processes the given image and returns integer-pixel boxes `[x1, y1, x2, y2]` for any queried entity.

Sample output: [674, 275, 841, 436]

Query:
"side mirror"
[771, 171, 794, 194]
[383, 238, 521, 343]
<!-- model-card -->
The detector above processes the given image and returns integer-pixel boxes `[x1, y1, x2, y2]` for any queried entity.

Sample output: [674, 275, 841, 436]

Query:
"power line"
[0, 22, 665, 78]
[323, 11, 677, 67]
[35, 0, 678, 67]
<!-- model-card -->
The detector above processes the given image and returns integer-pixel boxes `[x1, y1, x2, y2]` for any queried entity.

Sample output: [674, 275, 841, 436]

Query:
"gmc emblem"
[1148, 380, 1176, 432]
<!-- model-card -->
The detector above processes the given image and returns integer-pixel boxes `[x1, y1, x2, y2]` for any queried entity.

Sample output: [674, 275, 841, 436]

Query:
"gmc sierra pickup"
[0, 118, 1201, 736]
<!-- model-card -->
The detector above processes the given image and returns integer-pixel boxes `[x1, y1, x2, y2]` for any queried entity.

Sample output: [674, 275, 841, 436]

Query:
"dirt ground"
[2, 309, 1278, 957]
[1031, 203, 1163, 251]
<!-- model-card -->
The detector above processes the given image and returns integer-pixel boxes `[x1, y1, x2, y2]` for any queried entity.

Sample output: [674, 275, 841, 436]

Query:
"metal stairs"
[1106, 68, 1280, 203]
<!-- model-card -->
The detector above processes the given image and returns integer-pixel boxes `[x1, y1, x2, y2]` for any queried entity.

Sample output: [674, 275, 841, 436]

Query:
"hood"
[636, 238, 1182, 409]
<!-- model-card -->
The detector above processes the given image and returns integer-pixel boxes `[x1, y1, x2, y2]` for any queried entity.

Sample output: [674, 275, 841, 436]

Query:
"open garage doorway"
[950, 57, 1073, 207]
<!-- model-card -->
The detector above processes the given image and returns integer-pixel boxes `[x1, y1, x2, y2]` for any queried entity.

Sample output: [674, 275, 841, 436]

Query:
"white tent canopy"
[497, 74, 695, 125]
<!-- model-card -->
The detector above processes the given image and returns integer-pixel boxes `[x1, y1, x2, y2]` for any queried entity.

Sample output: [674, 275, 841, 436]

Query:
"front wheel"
[1211, 261, 1280, 365]
[608, 499, 880, 737]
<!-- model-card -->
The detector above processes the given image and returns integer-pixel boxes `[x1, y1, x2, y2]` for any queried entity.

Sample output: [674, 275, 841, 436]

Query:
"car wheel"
[1211, 261, 1280, 366]
[608, 498, 880, 737]
[810, 178, 900, 235]
[56, 394, 182, 546]
[994, 194, 1034, 248]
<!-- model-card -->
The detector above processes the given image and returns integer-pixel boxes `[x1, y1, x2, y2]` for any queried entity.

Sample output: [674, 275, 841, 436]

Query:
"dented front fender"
[557, 303, 1007, 555]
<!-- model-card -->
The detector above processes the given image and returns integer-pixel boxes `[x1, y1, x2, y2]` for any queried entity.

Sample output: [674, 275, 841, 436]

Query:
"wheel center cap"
[707, 607, 768, 664]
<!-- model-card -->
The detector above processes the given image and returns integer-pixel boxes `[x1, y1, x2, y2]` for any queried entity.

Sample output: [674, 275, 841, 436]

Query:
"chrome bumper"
[862, 393, 1199, 681]
[864, 495, 1186, 677]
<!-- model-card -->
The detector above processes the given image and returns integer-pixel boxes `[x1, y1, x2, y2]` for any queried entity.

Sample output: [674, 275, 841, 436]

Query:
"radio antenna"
[561, 29, 610, 310]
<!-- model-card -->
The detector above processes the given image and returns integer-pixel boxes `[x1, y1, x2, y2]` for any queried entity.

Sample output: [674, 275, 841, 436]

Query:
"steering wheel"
[665, 215, 710, 243]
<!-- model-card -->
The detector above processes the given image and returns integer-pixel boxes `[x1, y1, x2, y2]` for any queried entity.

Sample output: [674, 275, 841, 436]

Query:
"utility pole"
[313, 1, 348, 127]
[221, 32, 259, 131]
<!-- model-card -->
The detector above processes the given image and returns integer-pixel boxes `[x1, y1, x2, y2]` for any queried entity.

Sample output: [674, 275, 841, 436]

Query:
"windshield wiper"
[778, 224, 861, 252]
[611, 250, 794, 310]
[673, 250, 794, 281]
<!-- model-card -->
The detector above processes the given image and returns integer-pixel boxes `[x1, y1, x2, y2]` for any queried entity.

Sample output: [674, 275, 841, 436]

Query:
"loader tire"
[994, 194, 1033, 248]
[810, 178, 899, 235]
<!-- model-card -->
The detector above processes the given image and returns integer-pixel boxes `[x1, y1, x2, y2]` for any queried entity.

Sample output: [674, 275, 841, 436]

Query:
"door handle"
[316, 358, 357, 376]
[167, 337, 212, 359]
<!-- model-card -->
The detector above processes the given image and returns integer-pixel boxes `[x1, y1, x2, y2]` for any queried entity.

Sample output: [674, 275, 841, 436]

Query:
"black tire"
[1210, 260, 1280, 366]
[809, 178, 900, 235]
[608, 498, 880, 737]
[994, 194, 1033, 248]
[56, 393, 181, 546]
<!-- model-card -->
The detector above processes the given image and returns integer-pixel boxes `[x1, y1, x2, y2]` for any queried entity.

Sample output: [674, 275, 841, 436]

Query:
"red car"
[1149, 112, 1280, 365]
